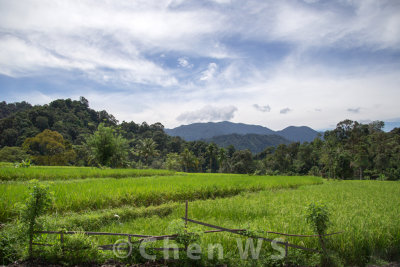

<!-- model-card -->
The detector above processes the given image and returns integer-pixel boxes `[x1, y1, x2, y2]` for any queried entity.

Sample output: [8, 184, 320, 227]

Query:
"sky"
[0, 0, 400, 131]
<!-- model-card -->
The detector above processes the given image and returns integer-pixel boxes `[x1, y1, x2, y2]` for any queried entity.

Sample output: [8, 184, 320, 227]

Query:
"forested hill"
[204, 133, 291, 154]
[0, 97, 170, 148]
[165, 121, 275, 141]
[276, 126, 321, 143]
[165, 121, 320, 142]
[0, 101, 33, 120]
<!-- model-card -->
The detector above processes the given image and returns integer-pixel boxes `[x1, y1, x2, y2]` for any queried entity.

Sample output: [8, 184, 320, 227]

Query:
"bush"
[21, 181, 52, 258]
[305, 202, 330, 236]
[0, 230, 19, 265]
[43, 232, 102, 266]
[0, 146, 29, 163]
[0, 223, 26, 265]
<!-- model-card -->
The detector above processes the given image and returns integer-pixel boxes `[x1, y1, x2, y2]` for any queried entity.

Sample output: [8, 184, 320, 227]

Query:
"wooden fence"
[33, 200, 342, 259]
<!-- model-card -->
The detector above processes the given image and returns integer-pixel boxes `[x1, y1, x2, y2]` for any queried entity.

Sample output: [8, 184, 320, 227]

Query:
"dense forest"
[0, 98, 399, 180]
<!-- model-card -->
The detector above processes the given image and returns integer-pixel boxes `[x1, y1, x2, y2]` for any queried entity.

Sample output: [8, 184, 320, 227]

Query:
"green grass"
[40, 203, 178, 231]
[3, 168, 397, 266]
[0, 166, 175, 181]
[0, 174, 322, 222]
[92, 180, 400, 266]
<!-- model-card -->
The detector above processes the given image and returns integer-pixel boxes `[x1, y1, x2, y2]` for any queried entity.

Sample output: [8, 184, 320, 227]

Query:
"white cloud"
[200, 63, 218, 81]
[280, 108, 292, 114]
[253, 104, 271, 112]
[347, 107, 361, 114]
[1, 0, 399, 130]
[178, 57, 193, 68]
[177, 105, 238, 123]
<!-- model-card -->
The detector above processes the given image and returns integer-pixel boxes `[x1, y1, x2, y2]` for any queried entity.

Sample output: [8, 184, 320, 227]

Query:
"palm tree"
[180, 148, 198, 172]
[137, 138, 159, 166]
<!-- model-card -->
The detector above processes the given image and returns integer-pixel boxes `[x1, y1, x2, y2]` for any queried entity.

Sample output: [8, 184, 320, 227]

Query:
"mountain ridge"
[165, 121, 320, 143]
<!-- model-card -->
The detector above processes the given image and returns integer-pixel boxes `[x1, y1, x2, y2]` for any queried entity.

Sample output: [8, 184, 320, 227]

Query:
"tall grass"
[0, 174, 322, 222]
[0, 166, 175, 181]
[95, 180, 400, 266]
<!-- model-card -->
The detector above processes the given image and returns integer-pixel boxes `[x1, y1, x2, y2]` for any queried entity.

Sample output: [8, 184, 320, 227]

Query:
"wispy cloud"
[177, 105, 238, 123]
[253, 104, 271, 112]
[178, 57, 193, 68]
[200, 63, 218, 81]
[280, 108, 292, 114]
[347, 107, 361, 114]
[0, 0, 399, 129]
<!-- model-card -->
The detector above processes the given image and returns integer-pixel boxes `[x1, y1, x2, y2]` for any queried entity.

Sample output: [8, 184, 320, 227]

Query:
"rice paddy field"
[1, 166, 400, 266]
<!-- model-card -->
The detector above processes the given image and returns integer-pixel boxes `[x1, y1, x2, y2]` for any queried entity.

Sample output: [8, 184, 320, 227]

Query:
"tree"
[231, 150, 255, 174]
[180, 148, 199, 172]
[165, 153, 182, 171]
[23, 129, 76, 165]
[85, 123, 128, 167]
[137, 138, 159, 166]
[206, 143, 218, 173]
[0, 146, 29, 162]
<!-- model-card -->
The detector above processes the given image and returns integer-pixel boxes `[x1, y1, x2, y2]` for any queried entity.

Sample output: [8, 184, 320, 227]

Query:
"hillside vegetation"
[0, 98, 400, 180]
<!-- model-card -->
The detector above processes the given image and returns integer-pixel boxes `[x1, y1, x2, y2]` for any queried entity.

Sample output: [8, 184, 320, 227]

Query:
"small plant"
[44, 232, 102, 266]
[168, 220, 202, 249]
[305, 202, 330, 236]
[21, 180, 52, 258]
[15, 159, 31, 168]
[167, 219, 203, 265]
[305, 202, 342, 266]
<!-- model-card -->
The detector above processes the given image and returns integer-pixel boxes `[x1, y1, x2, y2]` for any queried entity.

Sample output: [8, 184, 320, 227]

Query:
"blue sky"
[0, 0, 400, 130]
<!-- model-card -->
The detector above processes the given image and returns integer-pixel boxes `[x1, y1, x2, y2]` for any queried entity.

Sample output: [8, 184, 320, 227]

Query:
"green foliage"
[180, 148, 199, 172]
[0, 230, 19, 265]
[92, 180, 400, 266]
[15, 159, 31, 168]
[0, 146, 29, 163]
[0, 98, 117, 148]
[85, 123, 128, 167]
[43, 232, 102, 266]
[231, 150, 255, 174]
[0, 174, 322, 222]
[305, 202, 330, 236]
[165, 153, 182, 171]
[21, 181, 52, 258]
[168, 219, 202, 248]
[136, 138, 159, 166]
[22, 129, 76, 166]
[206, 133, 290, 154]
[0, 223, 26, 265]
[0, 166, 174, 181]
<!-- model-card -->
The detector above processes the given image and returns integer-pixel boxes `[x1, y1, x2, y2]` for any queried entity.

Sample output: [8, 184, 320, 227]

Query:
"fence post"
[318, 234, 327, 255]
[185, 200, 188, 230]
[184, 200, 188, 251]
[285, 242, 288, 265]
[60, 232, 64, 254]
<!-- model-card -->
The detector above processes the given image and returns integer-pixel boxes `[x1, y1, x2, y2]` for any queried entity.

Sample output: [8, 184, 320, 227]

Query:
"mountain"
[276, 126, 321, 143]
[166, 121, 320, 142]
[204, 133, 291, 154]
[165, 121, 274, 141]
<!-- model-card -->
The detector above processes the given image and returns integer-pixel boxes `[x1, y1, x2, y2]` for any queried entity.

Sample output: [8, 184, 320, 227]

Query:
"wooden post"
[60, 232, 64, 254]
[184, 200, 188, 251]
[185, 200, 188, 231]
[285, 242, 288, 265]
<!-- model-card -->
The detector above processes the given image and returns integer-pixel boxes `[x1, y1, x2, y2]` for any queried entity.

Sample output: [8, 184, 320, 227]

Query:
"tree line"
[0, 98, 399, 180]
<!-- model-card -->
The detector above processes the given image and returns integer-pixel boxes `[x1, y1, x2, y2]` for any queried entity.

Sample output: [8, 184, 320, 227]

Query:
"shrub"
[0, 146, 30, 163]
[21, 181, 52, 258]
[43, 232, 102, 266]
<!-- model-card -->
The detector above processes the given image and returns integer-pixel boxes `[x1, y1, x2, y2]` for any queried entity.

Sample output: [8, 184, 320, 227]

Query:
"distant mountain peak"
[165, 121, 319, 143]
